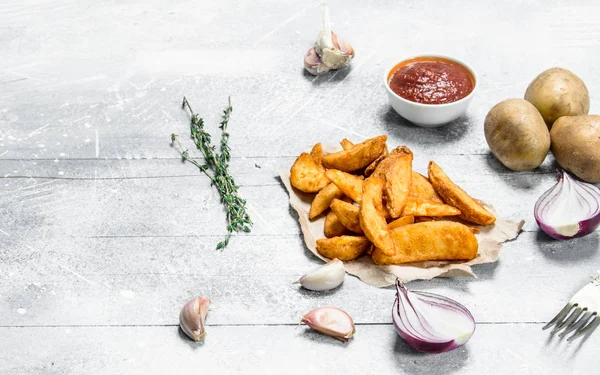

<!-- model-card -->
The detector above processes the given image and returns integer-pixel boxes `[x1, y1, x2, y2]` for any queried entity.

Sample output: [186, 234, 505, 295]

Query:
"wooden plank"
[1, 232, 598, 326]
[1, 324, 598, 374]
[0, 154, 561, 236]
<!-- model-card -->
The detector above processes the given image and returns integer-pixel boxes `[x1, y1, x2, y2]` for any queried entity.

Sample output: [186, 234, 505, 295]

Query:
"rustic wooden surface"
[2, 0, 600, 373]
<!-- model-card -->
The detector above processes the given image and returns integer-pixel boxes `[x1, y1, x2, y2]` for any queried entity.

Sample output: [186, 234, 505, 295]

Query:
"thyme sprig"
[171, 96, 252, 249]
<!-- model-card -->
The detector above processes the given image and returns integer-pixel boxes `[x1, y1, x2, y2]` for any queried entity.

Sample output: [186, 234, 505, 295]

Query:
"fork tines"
[543, 302, 600, 341]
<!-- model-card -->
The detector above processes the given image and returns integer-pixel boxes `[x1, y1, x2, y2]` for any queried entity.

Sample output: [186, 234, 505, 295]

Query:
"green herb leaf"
[172, 96, 253, 249]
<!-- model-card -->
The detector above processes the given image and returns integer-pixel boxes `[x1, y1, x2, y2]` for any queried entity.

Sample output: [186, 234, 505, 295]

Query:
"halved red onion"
[392, 280, 475, 353]
[534, 169, 600, 240]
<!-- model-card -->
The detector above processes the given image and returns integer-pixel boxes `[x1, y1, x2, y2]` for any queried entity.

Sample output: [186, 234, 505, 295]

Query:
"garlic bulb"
[295, 258, 345, 291]
[179, 296, 210, 341]
[303, 6, 355, 76]
[301, 306, 356, 342]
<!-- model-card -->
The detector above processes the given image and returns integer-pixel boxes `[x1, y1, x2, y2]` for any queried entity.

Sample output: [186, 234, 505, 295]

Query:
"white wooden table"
[2, 0, 600, 373]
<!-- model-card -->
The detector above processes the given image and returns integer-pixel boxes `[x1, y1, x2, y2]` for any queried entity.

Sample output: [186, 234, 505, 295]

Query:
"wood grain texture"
[2, 0, 600, 373]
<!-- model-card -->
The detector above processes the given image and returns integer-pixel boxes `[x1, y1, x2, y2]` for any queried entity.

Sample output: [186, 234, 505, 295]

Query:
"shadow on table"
[378, 106, 470, 146]
[298, 328, 351, 347]
[534, 230, 599, 263]
[484, 151, 556, 190]
[302, 66, 353, 86]
[392, 335, 470, 374]
[177, 327, 205, 349]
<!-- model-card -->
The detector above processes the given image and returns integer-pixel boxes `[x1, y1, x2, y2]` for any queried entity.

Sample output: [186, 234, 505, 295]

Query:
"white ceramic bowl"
[383, 55, 477, 127]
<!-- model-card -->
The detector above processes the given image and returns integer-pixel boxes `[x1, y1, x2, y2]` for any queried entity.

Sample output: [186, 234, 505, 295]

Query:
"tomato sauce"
[388, 57, 475, 105]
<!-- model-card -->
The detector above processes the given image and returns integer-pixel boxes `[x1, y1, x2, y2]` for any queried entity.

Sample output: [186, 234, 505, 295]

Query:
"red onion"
[392, 280, 475, 353]
[534, 169, 600, 240]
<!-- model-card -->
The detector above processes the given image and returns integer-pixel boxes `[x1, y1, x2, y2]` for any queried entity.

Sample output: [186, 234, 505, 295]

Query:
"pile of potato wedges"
[290, 135, 497, 265]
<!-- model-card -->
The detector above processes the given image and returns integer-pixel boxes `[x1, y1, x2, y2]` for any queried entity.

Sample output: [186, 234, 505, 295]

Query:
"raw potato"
[387, 215, 415, 230]
[310, 143, 324, 166]
[360, 176, 396, 256]
[330, 199, 363, 234]
[428, 161, 496, 226]
[324, 211, 348, 238]
[410, 172, 442, 203]
[551, 115, 600, 183]
[316, 235, 371, 261]
[322, 135, 387, 172]
[524, 67, 589, 127]
[371, 221, 478, 265]
[309, 183, 344, 219]
[325, 169, 364, 203]
[290, 153, 330, 193]
[402, 197, 461, 217]
[484, 99, 550, 171]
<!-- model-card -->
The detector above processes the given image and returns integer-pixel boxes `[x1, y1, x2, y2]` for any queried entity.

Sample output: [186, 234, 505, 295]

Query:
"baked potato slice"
[428, 161, 496, 225]
[316, 235, 371, 261]
[290, 153, 329, 193]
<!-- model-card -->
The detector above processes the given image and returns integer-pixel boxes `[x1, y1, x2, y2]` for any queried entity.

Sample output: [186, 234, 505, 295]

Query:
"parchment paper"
[278, 146, 525, 288]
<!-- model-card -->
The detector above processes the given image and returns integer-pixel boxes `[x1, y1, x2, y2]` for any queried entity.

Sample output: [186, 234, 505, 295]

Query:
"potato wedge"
[415, 216, 435, 223]
[290, 153, 329, 193]
[340, 138, 354, 150]
[373, 146, 413, 218]
[309, 183, 344, 219]
[324, 210, 348, 238]
[371, 221, 478, 265]
[410, 171, 442, 203]
[325, 169, 364, 204]
[364, 145, 389, 177]
[323, 135, 388, 172]
[316, 235, 371, 261]
[402, 197, 461, 217]
[310, 143, 324, 166]
[359, 176, 396, 256]
[428, 161, 496, 225]
[330, 199, 363, 234]
[387, 215, 415, 230]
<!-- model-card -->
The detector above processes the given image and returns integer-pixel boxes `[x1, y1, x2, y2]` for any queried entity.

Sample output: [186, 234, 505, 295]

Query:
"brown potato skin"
[551, 115, 600, 183]
[330, 199, 363, 234]
[525, 67, 589, 127]
[324, 211, 348, 238]
[290, 153, 330, 193]
[371, 221, 478, 265]
[484, 99, 550, 171]
[428, 161, 495, 225]
[382, 147, 413, 218]
[316, 236, 371, 261]
[322, 135, 387, 172]
[309, 183, 344, 219]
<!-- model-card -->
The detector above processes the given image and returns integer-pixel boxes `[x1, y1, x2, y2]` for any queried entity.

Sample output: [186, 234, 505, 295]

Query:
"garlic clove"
[295, 258, 345, 291]
[179, 296, 211, 341]
[304, 6, 354, 75]
[301, 306, 356, 342]
[304, 46, 325, 76]
[321, 48, 353, 70]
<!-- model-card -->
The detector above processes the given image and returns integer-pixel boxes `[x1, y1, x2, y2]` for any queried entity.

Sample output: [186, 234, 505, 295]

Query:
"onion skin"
[534, 170, 600, 240]
[392, 282, 475, 354]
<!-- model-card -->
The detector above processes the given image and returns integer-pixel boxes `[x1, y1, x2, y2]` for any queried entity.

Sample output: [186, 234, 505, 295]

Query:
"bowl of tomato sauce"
[384, 55, 477, 127]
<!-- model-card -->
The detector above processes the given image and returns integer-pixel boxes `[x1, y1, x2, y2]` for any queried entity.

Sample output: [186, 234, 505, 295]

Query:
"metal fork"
[543, 276, 600, 341]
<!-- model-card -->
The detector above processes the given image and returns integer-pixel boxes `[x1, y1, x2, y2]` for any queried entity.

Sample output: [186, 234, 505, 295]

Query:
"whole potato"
[484, 99, 550, 171]
[551, 115, 600, 183]
[524, 67, 589, 128]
